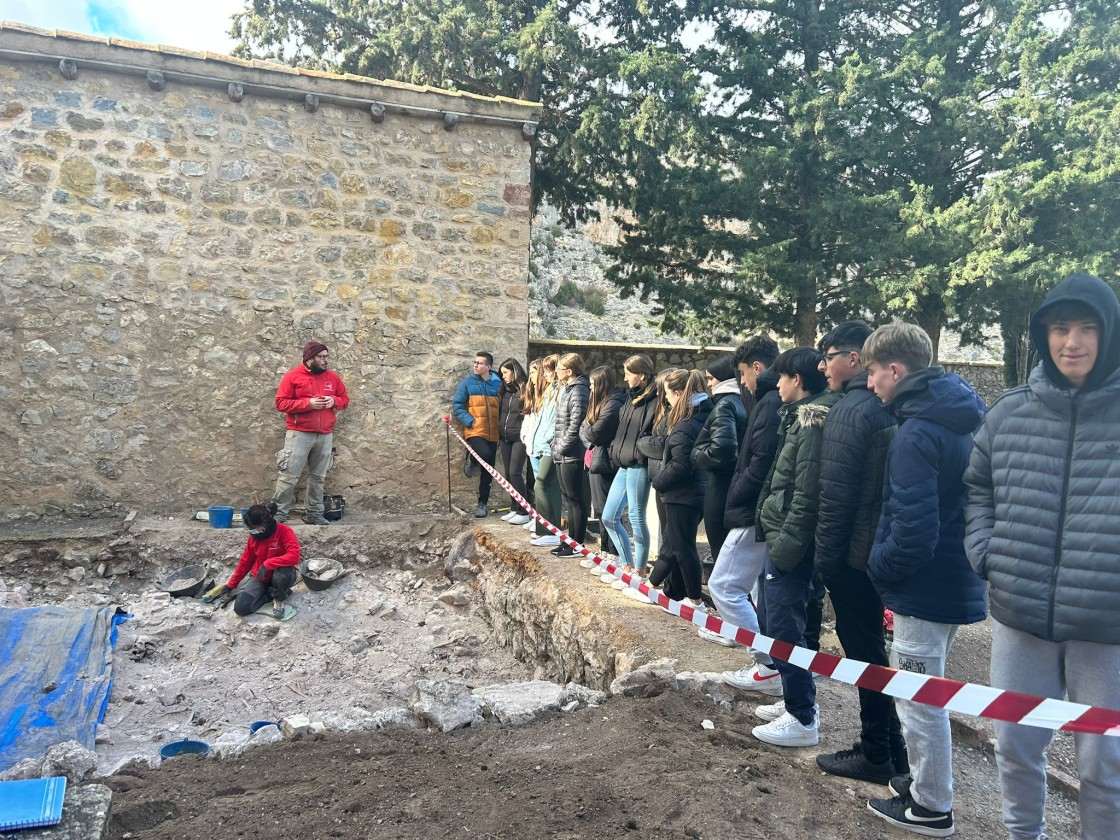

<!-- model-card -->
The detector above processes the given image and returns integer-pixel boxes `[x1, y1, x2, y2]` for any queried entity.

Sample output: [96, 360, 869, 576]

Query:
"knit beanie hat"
[303, 341, 328, 362]
[706, 354, 737, 383]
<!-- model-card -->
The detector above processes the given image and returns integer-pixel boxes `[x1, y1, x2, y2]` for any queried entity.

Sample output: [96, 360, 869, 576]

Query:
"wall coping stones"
[0, 22, 542, 125]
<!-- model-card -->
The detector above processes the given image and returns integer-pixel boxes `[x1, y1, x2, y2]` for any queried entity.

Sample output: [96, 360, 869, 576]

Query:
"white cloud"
[0, 1, 98, 34]
[0, 0, 244, 55]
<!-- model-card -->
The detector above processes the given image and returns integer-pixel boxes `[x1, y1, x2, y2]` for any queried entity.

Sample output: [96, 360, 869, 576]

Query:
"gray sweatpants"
[708, 527, 773, 667]
[991, 620, 1120, 840]
[891, 614, 959, 813]
[272, 430, 333, 519]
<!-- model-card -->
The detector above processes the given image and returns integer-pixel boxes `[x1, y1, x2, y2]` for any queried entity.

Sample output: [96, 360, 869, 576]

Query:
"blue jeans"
[763, 557, 817, 726]
[602, 466, 651, 569]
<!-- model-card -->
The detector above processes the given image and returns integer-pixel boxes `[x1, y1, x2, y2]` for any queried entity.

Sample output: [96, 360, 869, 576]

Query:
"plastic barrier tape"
[446, 419, 1120, 736]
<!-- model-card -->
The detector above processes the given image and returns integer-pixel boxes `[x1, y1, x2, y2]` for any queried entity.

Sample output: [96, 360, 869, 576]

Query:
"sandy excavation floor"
[0, 534, 534, 776]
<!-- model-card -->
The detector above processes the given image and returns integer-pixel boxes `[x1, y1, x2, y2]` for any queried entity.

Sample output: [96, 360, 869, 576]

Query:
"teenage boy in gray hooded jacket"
[965, 272, 1120, 840]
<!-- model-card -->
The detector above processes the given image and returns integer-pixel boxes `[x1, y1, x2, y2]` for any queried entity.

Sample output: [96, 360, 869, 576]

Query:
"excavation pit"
[0, 513, 1084, 840]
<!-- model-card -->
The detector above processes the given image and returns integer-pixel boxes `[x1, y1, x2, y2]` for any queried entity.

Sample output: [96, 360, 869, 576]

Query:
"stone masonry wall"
[0, 30, 538, 518]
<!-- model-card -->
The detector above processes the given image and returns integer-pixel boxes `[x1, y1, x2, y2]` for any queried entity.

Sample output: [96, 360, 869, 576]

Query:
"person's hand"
[254, 565, 271, 582]
[323, 396, 335, 409]
[201, 584, 230, 603]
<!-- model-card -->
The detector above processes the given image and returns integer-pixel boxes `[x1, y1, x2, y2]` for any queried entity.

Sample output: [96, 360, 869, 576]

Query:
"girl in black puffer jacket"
[497, 358, 533, 525]
[602, 354, 659, 576]
[550, 353, 591, 557]
[692, 354, 749, 562]
[645, 369, 711, 609]
[580, 366, 627, 560]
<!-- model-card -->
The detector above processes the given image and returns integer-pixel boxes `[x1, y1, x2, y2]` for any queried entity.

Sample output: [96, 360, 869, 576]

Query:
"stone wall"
[530, 339, 1009, 406]
[0, 26, 539, 518]
[528, 338, 735, 378]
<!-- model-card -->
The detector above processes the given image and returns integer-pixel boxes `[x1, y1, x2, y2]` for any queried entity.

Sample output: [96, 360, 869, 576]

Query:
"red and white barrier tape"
[445, 418, 1120, 737]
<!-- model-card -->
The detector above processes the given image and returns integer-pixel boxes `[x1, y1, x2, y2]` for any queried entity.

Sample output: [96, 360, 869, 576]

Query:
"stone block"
[564, 682, 607, 707]
[281, 713, 311, 739]
[41, 739, 97, 782]
[436, 585, 471, 607]
[0, 756, 43, 781]
[411, 679, 482, 732]
[0, 782, 113, 840]
[478, 681, 565, 725]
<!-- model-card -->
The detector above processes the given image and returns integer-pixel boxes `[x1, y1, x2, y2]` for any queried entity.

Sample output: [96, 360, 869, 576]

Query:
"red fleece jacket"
[227, 523, 301, 587]
[275, 364, 350, 434]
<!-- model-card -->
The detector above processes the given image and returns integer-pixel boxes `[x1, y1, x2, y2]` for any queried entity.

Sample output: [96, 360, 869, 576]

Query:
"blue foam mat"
[0, 605, 128, 773]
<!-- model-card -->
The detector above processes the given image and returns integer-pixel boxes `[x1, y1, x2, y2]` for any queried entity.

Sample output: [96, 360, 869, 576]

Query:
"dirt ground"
[0, 514, 1085, 839]
[104, 688, 1082, 840]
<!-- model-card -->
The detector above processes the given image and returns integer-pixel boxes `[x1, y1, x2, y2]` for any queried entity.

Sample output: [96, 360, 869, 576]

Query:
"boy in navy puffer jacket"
[864, 323, 987, 839]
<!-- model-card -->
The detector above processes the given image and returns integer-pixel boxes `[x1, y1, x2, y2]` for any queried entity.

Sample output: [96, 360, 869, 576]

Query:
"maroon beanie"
[302, 341, 328, 362]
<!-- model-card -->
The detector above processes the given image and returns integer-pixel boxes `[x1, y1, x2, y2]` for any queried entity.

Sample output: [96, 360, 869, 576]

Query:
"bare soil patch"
[104, 689, 1081, 840]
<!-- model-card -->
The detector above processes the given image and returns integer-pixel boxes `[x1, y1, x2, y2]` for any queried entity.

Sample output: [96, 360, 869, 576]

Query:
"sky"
[0, 0, 245, 54]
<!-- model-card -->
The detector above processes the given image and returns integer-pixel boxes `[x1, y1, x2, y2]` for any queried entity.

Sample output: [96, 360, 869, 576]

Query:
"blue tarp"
[0, 605, 126, 773]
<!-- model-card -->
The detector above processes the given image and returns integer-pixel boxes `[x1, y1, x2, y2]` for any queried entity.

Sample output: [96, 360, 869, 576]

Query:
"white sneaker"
[754, 700, 786, 721]
[578, 558, 596, 569]
[622, 586, 658, 604]
[589, 565, 604, 576]
[522, 519, 535, 530]
[508, 513, 532, 525]
[531, 534, 560, 547]
[698, 627, 737, 647]
[666, 598, 707, 616]
[599, 572, 616, 584]
[751, 711, 818, 747]
[500, 511, 515, 522]
[610, 579, 628, 591]
[720, 663, 783, 696]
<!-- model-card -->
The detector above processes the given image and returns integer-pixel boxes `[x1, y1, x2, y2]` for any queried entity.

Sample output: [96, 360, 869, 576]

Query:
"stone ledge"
[0, 783, 112, 840]
[0, 25, 542, 122]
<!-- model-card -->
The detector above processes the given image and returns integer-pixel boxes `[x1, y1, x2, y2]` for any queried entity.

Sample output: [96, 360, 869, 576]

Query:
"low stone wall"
[528, 338, 734, 378]
[940, 361, 1006, 407]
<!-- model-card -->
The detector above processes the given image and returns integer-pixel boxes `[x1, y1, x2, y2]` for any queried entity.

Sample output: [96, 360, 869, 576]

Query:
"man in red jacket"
[272, 341, 349, 525]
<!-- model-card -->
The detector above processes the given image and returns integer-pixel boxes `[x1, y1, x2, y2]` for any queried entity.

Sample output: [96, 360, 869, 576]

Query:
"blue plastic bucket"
[249, 720, 279, 735]
[207, 506, 234, 528]
[159, 738, 210, 760]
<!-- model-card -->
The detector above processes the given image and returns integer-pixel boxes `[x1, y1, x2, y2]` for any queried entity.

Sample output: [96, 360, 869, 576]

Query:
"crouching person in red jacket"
[204, 503, 301, 618]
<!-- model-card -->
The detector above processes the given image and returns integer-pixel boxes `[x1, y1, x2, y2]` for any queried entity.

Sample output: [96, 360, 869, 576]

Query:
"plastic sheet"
[0, 605, 127, 773]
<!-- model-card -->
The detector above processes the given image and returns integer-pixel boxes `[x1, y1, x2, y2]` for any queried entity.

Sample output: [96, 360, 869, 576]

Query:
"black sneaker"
[302, 515, 330, 526]
[868, 791, 954, 837]
[550, 544, 576, 557]
[851, 738, 911, 778]
[889, 775, 912, 797]
[464, 454, 477, 478]
[816, 746, 894, 784]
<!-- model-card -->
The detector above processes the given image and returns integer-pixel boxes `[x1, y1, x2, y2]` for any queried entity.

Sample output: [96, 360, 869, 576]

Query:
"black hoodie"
[1028, 272, 1120, 392]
